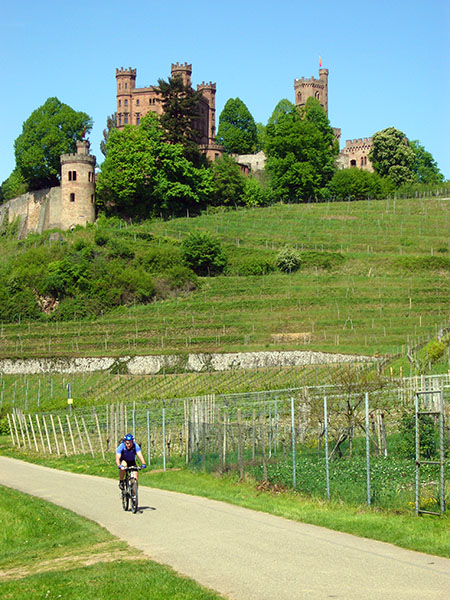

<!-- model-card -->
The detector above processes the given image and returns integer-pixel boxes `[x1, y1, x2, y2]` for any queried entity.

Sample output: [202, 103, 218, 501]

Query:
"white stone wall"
[0, 350, 376, 375]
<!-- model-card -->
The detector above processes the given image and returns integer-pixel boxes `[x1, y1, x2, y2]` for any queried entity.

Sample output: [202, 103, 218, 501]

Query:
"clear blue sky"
[1, 0, 449, 183]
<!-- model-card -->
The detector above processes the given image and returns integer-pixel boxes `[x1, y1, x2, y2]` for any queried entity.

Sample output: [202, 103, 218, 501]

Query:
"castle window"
[315, 91, 320, 100]
[125, 83, 127, 89]
[136, 99, 140, 106]
[297, 92, 302, 102]
[136, 114, 140, 125]
[118, 100, 121, 107]
[91, 194, 95, 204]
[361, 157, 364, 166]
[68, 171, 77, 181]
[124, 99, 128, 107]
[350, 159, 357, 167]
[70, 193, 75, 202]
[124, 115, 128, 125]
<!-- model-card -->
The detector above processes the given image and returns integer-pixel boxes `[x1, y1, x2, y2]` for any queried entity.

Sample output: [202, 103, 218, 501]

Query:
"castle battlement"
[197, 81, 216, 90]
[294, 76, 324, 84]
[116, 67, 137, 76]
[60, 153, 96, 165]
[345, 137, 373, 147]
[171, 62, 192, 71]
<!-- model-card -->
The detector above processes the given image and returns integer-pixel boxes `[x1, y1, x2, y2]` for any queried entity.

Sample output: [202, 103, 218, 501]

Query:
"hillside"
[0, 196, 449, 361]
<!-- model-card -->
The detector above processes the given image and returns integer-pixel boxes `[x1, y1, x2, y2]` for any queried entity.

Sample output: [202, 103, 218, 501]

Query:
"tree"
[96, 112, 213, 219]
[1, 169, 28, 202]
[369, 127, 415, 187]
[210, 154, 245, 206]
[409, 140, 444, 184]
[267, 99, 296, 127]
[256, 122, 266, 151]
[182, 232, 227, 276]
[100, 113, 117, 157]
[216, 98, 258, 154]
[265, 98, 337, 201]
[156, 75, 204, 166]
[14, 97, 92, 190]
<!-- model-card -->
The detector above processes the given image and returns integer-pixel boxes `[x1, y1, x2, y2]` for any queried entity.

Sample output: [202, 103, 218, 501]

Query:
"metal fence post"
[147, 410, 151, 467]
[365, 392, 371, 506]
[324, 396, 330, 501]
[162, 406, 166, 472]
[291, 397, 296, 490]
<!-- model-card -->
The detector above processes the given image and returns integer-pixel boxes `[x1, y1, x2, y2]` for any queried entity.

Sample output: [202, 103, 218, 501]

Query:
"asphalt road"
[0, 456, 449, 599]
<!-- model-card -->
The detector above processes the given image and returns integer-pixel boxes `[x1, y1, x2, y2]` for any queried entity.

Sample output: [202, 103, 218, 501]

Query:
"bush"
[425, 340, 446, 364]
[327, 168, 386, 201]
[243, 177, 269, 207]
[182, 232, 227, 276]
[399, 412, 437, 459]
[275, 246, 301, 273]
[141, 244, 182, 273]
[94, 230, 109, 246]
[227, 255, 274, 276]
[298, 251, 345, 270]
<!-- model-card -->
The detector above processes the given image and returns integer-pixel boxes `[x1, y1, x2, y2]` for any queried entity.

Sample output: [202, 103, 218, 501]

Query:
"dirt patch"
[271, 332, 312, 343]
[0, 542, 137, 581]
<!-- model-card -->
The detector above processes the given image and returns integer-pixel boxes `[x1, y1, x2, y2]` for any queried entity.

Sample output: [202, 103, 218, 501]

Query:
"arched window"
[315, 91, 320, 100]
[350, 159, 357, 167]
[124, 99, 128, 107]
[297, 92, 302, 103]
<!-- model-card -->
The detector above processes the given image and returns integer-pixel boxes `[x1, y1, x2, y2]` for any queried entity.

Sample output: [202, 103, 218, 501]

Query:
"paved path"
[0, 456, 449, 599]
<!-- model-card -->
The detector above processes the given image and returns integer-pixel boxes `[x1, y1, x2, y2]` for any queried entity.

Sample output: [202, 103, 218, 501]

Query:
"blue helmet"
[124, 433, 134, 442]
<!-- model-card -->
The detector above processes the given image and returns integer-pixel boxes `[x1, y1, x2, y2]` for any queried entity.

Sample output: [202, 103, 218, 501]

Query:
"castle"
[0, 140, 96, 238]
[1, 62, 374, 238]
[116, 63, 223, 162]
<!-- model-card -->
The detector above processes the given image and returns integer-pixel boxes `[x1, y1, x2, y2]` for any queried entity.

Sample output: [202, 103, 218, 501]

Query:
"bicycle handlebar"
[119, 466, 142, 471]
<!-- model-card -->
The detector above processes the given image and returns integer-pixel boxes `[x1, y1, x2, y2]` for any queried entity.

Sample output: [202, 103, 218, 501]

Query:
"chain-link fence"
[7, 377, 449, 512]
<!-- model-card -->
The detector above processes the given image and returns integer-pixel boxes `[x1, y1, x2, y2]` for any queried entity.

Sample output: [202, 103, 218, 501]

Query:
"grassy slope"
[0, 484, 223, 599]
[0, 197, 449, 359]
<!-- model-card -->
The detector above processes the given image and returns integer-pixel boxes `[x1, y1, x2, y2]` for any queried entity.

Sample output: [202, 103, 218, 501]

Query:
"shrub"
[275, 246, 301, 273]
[227, 255, 274, 276]
[298, 251, 345, 270]
[182, 232, 227, 276]
[243, 177, 269, 207]
[425, 340, 446, 364]
[94, 230, 109, 246]
[399, 412, 436, 459]
[141, 245, 182, 273]
[327, 168, 385, 201]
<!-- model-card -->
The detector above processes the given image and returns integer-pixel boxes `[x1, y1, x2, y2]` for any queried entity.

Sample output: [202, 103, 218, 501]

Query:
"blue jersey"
[116, 441, 141, 465]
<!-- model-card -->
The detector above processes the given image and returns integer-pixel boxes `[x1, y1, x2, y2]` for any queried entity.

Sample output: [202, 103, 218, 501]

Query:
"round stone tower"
[60, 140, 96, 230]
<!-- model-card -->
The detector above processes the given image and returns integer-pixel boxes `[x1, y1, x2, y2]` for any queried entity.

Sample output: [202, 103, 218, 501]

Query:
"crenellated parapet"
[197, 81, 216, 91]
[116, 67, 137, 77]
[345, 137, 373, 147]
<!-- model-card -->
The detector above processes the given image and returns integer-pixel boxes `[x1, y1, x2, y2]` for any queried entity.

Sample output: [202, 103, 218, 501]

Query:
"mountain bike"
[120, 466, 141, 513]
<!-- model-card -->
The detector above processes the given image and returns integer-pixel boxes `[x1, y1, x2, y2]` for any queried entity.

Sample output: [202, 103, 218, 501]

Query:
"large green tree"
[369, 127, 415, 186]
[216, 98, 258, 154]
[265, 98, 337, 201]
[210, 154, 246, 206]
[409, 140, 444, 184]
[1, 169, 28, 202]
[96, 113, 212, 219]
[156, 75, 204, 166]
[14, 97, 92, 190]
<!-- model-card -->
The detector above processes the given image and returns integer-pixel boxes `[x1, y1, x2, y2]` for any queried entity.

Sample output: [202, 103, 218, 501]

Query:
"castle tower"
[60, 140, 96, 230]
[294, 67, 329, 116]
[197, 81, 217, 144]
[171, 62, 192, 87]
[116, 68, 137, 127]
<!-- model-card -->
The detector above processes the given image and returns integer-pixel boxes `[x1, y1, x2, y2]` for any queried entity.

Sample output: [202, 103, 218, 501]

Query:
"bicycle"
[120, 466, 141, 513]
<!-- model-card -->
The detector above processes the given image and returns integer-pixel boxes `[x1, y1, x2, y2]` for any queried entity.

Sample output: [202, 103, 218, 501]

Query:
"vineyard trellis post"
[42, 416, 52, 453]
[57, 415, 68, 457]
[49, 414, 60, 456]
[324, 396, 330, 501]
[365, 392, 371, 506]
[291, 397, 296, 490]
[162, 406, 166, 471]
[74, 415, 85, 454]
[35, 415, 46, 454]
[94, 412, 105, 460]
[66, 415, 76, 454]
[7, 414, 15, 446]
[146, 410, 151, 467]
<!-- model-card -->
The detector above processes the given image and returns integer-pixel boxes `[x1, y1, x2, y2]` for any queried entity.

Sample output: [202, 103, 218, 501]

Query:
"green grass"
[0, 485, 223, 599]
[1, 443, 448, 560]
[0, 197, 449, 360]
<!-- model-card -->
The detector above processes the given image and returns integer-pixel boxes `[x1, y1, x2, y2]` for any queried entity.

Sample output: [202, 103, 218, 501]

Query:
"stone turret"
[171, 62, 192, 87]
[294, 67, 329, 116]
[60, 140, 96, 229]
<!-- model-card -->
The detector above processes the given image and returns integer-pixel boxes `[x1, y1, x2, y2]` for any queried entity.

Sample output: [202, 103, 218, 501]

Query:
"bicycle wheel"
[122, 482, 129, 511]
[131, 479, 138, 513]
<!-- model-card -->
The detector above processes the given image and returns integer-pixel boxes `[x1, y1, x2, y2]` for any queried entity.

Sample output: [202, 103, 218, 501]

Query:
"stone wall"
[0, 350, 376, 375]
[0, 187, 62, 238]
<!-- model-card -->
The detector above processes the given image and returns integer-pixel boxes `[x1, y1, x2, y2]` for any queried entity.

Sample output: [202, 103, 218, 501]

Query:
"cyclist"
[116, 433, 146, 490]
